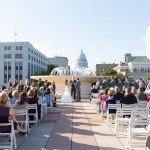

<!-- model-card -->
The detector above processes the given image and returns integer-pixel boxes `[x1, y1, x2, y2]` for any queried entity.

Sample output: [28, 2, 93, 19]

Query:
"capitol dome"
[75, 50, 88, 68]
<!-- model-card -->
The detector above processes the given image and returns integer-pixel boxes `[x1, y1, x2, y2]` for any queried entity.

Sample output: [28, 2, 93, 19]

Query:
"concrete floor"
[1, 100, 147, 150]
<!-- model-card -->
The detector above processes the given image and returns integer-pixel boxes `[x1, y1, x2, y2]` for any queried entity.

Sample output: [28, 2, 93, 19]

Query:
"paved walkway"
[13, 100, 146, 150]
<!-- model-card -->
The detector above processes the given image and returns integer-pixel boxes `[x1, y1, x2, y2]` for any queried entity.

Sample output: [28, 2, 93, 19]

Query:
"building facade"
[48, 56, 68, 67]
[0, 42, 47, 85]
[115, 53, 150, 80]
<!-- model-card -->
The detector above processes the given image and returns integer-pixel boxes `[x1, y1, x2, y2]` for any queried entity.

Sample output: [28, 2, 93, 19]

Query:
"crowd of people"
[0, 78, 57, 135]
[90, 76, 150, 115]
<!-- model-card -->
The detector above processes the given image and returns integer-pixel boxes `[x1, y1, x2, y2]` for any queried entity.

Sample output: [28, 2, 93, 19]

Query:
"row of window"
[4, 46, 22, 51]
[28, 48, 46, 61]
[28, 55, 46, 66]
[4, 61, 23, 83]
[4, 54, 23, 59]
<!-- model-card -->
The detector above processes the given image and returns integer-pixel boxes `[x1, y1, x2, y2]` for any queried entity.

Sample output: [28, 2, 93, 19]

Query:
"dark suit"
[70, 80, 76, 100]
[75, 80, 81, 101]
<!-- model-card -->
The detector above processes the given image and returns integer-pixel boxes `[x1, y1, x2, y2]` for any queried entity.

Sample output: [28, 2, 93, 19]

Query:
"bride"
[61, 79, 73, 103]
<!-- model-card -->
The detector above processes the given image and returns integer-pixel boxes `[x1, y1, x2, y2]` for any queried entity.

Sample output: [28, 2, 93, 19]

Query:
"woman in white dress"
[61, 79, 73, 103]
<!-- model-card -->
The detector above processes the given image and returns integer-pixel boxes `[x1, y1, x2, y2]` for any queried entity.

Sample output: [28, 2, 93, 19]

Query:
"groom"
[69, 77, 77, 100]
[75, 78, 81, 101]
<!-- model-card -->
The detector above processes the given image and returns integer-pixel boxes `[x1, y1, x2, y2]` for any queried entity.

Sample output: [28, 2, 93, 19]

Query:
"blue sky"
[0, 0, 150, 68]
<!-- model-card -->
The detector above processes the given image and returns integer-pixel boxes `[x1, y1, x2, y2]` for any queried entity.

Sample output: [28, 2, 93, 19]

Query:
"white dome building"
[75, 50, 88, 68]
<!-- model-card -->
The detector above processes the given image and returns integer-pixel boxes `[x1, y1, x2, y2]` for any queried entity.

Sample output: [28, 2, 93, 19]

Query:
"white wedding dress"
[61, 85, 73, 103]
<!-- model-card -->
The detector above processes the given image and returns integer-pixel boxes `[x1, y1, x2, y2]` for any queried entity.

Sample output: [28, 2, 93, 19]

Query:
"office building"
[0, 42, 47, 85]
[48, 56, 68, 67]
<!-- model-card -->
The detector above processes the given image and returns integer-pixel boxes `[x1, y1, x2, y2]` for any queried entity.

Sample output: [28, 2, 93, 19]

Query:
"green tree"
[102, 68, 117, 76]
[102, 68, 125, 81]
[35, 64, 57, 76]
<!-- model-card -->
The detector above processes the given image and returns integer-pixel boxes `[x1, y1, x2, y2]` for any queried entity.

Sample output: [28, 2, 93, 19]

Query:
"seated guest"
[103, 90, 117, 120]
[99, 88, 109, 112]
[45, 87, 51, 107]
[113, 86, 124, 102]
[120, 87, 137, 105]
[103, 90, 117, 111]
[131, 86, 137, 95]
[27, 89, 38, 120]
[0, 91, 26, 135]
[14, 92, 29, 121]
[10, 89, 19, 105]
[135, 87, 147, 101]
[34, 88, 42, 120]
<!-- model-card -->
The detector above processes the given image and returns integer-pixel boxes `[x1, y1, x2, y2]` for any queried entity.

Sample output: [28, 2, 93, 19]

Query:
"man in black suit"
[70, 77, 77, 100]
[75, 78, 81, 101]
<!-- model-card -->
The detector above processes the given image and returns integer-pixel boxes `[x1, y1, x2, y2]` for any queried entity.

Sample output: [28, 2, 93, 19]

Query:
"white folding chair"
[115, 107, 133, 136]
[137, 100, 148, 108]
[41, 97, 48, 119]
[0, 120, 17, 150]
[91, 93, 99, 105]
[28, 104, 38, 127]
[126, 115, 150, 150]
[14, 109, 30, 137]
[106, 103, 120, 126]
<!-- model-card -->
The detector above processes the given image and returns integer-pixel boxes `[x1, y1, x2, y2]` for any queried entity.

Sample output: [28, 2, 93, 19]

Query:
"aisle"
[17, 100, 125, 150]
[45, 100, 100, 150]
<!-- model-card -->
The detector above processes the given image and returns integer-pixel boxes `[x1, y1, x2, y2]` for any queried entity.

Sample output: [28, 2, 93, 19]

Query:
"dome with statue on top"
[75, 50, 88, 68]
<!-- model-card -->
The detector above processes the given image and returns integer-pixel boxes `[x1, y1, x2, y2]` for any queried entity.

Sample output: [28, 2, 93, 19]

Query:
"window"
[28, 55, 30, 60]
[8, 46, 11, 50]
[16, 46, 18, 50]
[15, 54, 23, 59]
[4, 54, 11, 59]
[19, 46, 22, 50]
[4, 46, 7, 50]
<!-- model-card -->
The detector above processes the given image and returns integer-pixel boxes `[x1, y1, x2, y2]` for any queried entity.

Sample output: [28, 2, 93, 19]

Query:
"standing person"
[75, 78, 81, 101]
[52, 80, 56, 94]
[95, 78, 101, 93]
[138, 78, 145, 88]
[61, 79, 72, 103]
[102, 77, 109, 89]
[124, 77, 130, 87]
[69, 77, 77, 100]
[38, 78, 43, 87]
[110, 77, 116, 88]
[116, 79, 124, 93]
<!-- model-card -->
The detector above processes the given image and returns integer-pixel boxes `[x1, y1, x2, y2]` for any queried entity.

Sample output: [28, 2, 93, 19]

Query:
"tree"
[102, 68, 125, 81]
[102, 68, 117, 76]
[34, 64, 57, 76]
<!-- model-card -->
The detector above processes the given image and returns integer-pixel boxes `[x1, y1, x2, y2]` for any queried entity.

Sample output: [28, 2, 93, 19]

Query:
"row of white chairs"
[0, 104, 39, 150]
[0, 99, 49, 150]
[106, 103, 150, 150]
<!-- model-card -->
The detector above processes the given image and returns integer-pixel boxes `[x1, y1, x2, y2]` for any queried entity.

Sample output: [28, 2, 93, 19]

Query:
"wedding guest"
[135, 87, 147, 101]
[10, 90, 19, 105]
[95, 78, 101, 92]
[27, 89, 38, 120]
[131, 86, 137, 95]
[116, 79, 124, 92]
[110, 77, 116, 88]
[113, 87, 124, 102]
[103, 90, 117, 120]
[0, 91, 26, 135]
[124, 77, 130, 87]
[120, 87, 137, 104]
[14, 92, 29, 124]
[102, 77, 109, 89]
